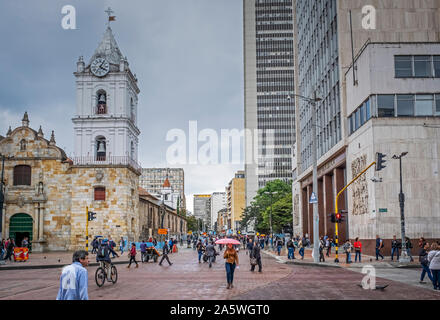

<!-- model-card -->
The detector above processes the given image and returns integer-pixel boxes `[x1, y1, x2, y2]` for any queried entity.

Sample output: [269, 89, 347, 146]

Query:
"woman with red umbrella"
[217, 238, 240, 289]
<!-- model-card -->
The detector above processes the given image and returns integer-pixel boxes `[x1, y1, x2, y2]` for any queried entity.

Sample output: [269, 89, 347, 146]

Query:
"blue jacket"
[56, 262, 88, 300]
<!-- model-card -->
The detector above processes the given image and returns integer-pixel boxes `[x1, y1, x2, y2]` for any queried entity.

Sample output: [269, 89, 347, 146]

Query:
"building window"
[414, 56, 432, 77]
[377, 95, 395, 117]
[415, 95, 434, 116]
[365, 99, 371, 120]
[360, 103, 366, 126]
[397, 95, 414, 116]
[96, 136, 106, 161]
[434, 56, 440, 78]
[94, 187, 106, 201]
[395, 56, 412, 77]
[436, 94, 440, 116]
[13, 165, 31, 186]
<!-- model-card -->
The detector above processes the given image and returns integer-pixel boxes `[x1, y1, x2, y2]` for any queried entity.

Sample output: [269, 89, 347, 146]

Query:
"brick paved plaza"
[0, 246, 439, 300]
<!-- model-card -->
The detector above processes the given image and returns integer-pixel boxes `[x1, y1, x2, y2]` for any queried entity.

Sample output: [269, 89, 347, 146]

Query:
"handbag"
[250, 257, 257, 266]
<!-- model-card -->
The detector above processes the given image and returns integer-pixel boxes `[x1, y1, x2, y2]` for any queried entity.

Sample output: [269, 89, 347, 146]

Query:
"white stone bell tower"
[72, 8, 140, 164]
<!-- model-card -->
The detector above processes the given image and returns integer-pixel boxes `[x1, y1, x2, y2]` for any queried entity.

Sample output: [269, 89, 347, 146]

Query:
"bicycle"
[95, 261, 118, 287]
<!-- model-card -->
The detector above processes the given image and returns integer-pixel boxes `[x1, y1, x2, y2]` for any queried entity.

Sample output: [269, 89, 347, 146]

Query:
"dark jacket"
[251, 245, 261, 260]
[163, 243, 170, 255]
[205, 244, 216, 257]
[418, 248, 429, 265]
[391, 240, 401, 249]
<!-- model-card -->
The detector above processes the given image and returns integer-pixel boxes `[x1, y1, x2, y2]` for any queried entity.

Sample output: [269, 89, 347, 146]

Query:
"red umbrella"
[215, 238, 241, 245]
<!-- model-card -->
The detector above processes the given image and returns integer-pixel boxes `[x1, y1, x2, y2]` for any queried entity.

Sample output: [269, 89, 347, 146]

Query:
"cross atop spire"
[105, 7, 116, 26]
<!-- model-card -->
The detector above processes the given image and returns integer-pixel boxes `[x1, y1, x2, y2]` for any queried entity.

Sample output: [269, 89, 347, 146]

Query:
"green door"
[9, 213, 33, 250]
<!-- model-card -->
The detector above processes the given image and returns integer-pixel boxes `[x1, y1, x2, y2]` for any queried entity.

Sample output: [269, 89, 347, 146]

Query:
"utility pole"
[311, 91, 319, 263]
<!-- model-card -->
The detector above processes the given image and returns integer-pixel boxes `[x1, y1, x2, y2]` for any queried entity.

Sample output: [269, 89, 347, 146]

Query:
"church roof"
[163, 177, 171, 188]
[89, 26, 124, 66]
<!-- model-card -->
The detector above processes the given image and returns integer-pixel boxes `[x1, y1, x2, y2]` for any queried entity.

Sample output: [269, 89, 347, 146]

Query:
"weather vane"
[105, 7, 116, 26]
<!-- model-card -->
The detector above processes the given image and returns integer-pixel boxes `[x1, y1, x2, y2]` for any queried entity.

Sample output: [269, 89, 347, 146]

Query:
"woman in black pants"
[127, 243, 139, 268]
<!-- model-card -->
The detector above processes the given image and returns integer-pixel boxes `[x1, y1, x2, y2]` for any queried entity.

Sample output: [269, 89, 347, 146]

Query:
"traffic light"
[335, 213, 342, 222]
[375, 152, 387, 171]
[88, 211, 96, 221]
[330, 213, 336, 223]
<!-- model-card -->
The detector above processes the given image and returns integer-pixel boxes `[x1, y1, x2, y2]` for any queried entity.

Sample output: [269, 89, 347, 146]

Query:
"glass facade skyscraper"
[244, 0, 295, 204]
[295, 0, 341, 173]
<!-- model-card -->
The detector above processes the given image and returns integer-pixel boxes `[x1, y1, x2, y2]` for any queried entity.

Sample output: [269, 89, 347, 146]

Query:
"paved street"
[0, 246, 439, 300]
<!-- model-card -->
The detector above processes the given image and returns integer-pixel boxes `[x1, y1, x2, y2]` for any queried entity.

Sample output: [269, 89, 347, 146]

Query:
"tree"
[186, 215, 198, 232]
[261, 193, 292, 234]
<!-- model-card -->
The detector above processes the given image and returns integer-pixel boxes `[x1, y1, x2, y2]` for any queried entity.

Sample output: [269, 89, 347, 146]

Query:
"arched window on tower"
[20, 139, 27, 151]
[96, 90, 107, 115]
[96, 136, 106, 161]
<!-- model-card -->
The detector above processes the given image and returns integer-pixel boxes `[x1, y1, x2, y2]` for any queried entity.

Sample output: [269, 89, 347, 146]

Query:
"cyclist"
[96, 239, 119, 281]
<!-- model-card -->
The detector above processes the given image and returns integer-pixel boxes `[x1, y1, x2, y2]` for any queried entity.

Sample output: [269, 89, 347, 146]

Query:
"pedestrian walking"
[196, 240, 205, 263]
[56, 250, 89, 300]
[119, 237, 125, 254]
[419, 242, 434, 284]
[109, 237, 117, 258]
[287, 238, 295, 260]
[299, 238, 305, 260]
[319, 237, 325, 262]
[353, 238, 362, 263]
[4, 238, 14, 262]
[405, 237, 414, 262]
[327, 238, 333, 256]
[391, 235, 400, 261]
[428, 243, 440, 290]
[159, 241, 173, 266]
[246, 238, 254, 256]
[127, 243, 139, 268]
[205, 241, 217, 268]
[276, 237, 283, 256]
[325, 237, 330, 257]
[343, 239, 352, 264]
[0, 239, 5, 260]
[250, 241, 262, 272]
[140, 240, 147, 263]
[224, 244, 239, 289]
[91, 237, 98, 254]
[375, 235, 384, 260]
[260, 237, 265, 249]
[21, 237, 29, 249]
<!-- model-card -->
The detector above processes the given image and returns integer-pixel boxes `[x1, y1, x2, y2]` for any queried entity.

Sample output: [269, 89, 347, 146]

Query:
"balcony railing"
[71, 156, 142, 172]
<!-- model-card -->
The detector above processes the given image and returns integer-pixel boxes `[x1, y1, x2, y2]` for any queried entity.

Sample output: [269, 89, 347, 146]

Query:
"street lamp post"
[392, 152, 410, 264]
[264, 191, 278, 248]
[287, 93, 321, 263]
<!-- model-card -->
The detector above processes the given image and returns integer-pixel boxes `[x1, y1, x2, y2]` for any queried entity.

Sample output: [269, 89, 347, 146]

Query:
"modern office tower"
[226, 171, 246, 234]
[210, 192, 227, 231]
[292, 0, 440, 253]
[193, 194, 211, 231]
[243, 0, 296, 207]
[140, 168, 186, 209]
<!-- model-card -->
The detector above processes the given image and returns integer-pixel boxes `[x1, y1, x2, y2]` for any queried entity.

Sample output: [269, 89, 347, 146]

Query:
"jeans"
[120, 246, 124, 254]
[376, 248, 384, 260]
[277, 245, 282, 255]
[421, 264, 433, 282]
[406, 249, 414, 261]
[260, 242, 264, 249]
[299, 247, 304, 259]
[288, 247, 294, 259]
[198, 251, 203, 262]
[391, 247, 399, 260]
[431, 269, 440, 289]
[355, 251, 361, 263]
[225, 263, 236, 284]
[346, 252, 352, 263]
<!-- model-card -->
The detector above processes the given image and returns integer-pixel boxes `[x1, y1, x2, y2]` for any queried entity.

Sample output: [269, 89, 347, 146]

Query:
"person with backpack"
[353, 238, 362, 263]
[108, 237, 117, 258]
[196, 240, 205, 263]
[140, 240, 147, 263]
[96, 239, 118, 280]
[127, 243, 139, 268]
[276, 237, 283, 256]
[428, 242, 440, 290]
[287, 238, 295, 260]
[419, 242, 433, 284]
[405, 237, 414, 262]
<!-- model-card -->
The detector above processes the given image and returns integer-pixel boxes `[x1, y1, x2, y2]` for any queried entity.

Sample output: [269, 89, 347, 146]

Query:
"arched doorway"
[9, 213, 33, 249]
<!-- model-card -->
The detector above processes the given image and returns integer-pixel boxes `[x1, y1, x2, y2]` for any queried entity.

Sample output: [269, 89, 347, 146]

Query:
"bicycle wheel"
[110, 265, 118, 284]
[95, 267, 106, 287]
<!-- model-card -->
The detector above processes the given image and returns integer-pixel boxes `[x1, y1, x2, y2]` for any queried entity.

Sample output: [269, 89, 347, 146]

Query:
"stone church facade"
[0, 21, 186, 252]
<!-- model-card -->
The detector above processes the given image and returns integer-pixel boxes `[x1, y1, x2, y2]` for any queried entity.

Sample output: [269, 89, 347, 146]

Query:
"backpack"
[97, 245, 109, 258]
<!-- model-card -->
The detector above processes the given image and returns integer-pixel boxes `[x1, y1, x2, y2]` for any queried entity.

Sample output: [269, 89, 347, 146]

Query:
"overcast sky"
[0, 0, 244, 212]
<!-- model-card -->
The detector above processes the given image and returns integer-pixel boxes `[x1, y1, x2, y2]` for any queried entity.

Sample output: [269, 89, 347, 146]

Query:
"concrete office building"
[210, 192, 227, 231]
[292, 0, 440, 254]
[244, 0, 296, 207]
[193, 194, 211, 231]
